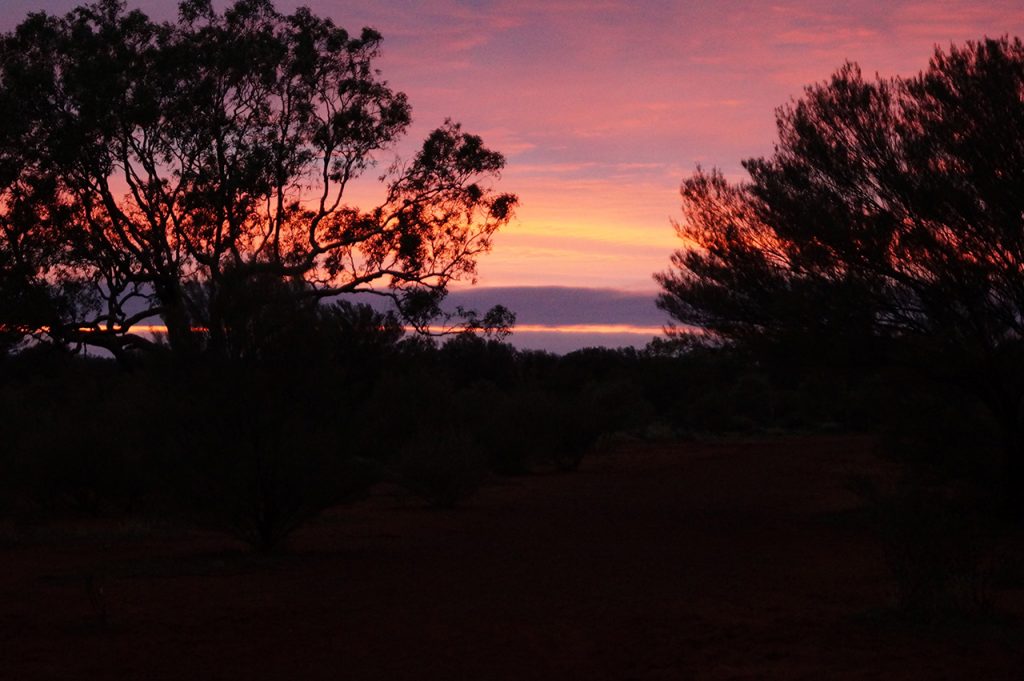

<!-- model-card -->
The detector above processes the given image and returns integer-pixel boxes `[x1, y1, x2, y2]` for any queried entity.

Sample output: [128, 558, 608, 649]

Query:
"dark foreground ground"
[3, 435, 1023, 680]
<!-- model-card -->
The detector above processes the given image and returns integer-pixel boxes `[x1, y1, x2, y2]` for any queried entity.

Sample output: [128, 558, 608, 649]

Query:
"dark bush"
[1, 357, 152, 516]
[164, 367, 378, 552]
[870, 481, 997, 619]
[397, 425, 486, 508]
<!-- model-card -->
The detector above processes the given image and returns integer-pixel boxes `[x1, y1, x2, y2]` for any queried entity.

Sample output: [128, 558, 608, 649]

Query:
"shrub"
[397, 426, 486, 508]
[874, 482, 996, 618]
[1, 360, 152, 516]
[165, 368, 379, 552]
[850, 467, 1001, 622]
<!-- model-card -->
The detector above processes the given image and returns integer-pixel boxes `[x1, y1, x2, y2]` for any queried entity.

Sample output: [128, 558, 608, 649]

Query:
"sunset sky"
[6, 1, 1024, 350]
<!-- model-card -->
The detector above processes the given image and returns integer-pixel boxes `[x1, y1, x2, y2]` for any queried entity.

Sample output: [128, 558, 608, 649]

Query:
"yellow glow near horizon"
[513, 323, 664, 335]
[72, 323, 666, 337]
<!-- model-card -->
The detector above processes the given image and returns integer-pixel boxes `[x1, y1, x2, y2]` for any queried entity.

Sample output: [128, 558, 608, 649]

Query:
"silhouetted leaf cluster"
[0, 0, 516, 362]
[657, 36, 1024, 515]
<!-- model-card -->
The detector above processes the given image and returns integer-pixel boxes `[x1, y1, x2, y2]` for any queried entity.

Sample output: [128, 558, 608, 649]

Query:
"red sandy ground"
[3, 435, 1023, 680]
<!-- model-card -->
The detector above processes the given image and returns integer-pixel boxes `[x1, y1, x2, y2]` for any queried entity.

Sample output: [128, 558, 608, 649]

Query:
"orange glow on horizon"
[511, 323, 664, 336]
[129, 323, 669, 337]
[11, 322, 669, 338]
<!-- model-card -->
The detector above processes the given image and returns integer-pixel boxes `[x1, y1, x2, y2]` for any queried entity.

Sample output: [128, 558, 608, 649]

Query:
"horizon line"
[51, 323, 670, 338]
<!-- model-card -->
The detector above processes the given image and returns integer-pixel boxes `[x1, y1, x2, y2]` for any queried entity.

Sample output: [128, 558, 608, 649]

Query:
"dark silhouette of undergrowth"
[0, 320, 924, 555]
[397, 426, 486, 509]
[861, 479, 998, 620]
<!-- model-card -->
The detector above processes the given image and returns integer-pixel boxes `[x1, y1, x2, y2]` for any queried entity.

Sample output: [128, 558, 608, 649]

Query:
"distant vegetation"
[0, 0, 1022, 620]
[0, 313, 882, 551]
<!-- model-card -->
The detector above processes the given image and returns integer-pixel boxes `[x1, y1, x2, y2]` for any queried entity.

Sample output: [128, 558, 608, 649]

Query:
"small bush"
[867, 480, 997, 619]
[165, 368, 379, 552]
[469, 388, 603, 474]
[2, 363, 152, 516]
[397, 427, 486, 508]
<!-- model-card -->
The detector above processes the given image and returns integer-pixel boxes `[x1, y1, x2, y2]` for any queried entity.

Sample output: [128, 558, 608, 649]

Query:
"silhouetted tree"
[0, 0, 516, 361]
[0, 134, 69, 356]
[656, 37, 1024, 511]
[0, 259, 55, 358]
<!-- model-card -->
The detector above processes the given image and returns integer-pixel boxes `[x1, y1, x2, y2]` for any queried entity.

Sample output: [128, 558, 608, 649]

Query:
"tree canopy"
[656, 36, 1024, 506]
[0, 0, 516, 360]
[658, 36, 1024, 362]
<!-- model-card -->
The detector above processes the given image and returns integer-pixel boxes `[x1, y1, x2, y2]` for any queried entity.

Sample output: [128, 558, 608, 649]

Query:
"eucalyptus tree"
[0, 0, 516, 360]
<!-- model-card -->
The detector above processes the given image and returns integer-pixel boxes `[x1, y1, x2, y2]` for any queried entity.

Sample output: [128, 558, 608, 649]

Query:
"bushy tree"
[656, 37, 1024, 509]
[0, 0, 516, 360]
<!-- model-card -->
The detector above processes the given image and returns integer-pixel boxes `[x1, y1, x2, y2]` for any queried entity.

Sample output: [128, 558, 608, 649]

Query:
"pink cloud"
[5, 0, 1024, 295]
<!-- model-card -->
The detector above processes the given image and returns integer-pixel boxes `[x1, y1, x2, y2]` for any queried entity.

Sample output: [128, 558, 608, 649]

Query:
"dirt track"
[3, 436, 1023, 680]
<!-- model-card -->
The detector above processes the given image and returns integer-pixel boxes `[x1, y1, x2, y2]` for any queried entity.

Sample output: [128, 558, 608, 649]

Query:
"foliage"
[0, 0, 516, 360]
[397, 425, 486, 509]
[656, 37, 1024, 509]
[0, 353, 150, 515]
[0, 324, 891, 550]
[858, 477, 999, 619]
[659, 39, 1024, 349]
[162, 364, 379, 553]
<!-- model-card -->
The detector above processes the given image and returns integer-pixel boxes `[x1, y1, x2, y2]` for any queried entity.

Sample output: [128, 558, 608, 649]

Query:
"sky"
[5, 1, 1024, 351]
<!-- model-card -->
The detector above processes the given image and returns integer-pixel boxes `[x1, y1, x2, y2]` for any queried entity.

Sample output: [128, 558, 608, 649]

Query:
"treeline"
[0, 299, 904, 552]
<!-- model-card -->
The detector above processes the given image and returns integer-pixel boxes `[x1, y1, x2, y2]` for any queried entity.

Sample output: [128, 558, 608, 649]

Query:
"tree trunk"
[1003, 425, 1024, 523]
[205, 285, 227, 361]
[978, 371, 1024, 524]
[157, 282, 199, 359]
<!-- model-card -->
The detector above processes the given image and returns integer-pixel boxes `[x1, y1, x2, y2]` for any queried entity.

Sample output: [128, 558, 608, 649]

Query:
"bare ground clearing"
[3, 435, 1023, 680]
